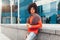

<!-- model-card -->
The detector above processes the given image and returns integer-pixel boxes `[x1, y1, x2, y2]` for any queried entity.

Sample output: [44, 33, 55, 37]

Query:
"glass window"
[1, 0, 11, 24]
[20, 0, 32, 24]
[1, 17, 11, 24]
[43, 4, 50, 13]
[1, 0, 19, 24]
[12, 0, 18, 24]
[41, 1, 57, 24]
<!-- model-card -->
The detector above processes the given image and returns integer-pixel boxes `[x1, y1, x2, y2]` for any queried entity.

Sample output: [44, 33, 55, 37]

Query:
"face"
[30, 7, 35, 14]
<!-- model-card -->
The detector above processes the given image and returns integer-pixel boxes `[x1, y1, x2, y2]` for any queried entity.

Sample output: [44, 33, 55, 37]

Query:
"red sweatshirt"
[27, 13, 42, 34]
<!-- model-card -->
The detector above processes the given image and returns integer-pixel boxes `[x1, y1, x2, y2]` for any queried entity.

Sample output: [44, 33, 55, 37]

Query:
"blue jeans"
[26, 32, 36, 40]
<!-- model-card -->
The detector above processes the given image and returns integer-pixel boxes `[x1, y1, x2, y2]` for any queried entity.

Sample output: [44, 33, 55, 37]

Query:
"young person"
[26, 3, 42, 40]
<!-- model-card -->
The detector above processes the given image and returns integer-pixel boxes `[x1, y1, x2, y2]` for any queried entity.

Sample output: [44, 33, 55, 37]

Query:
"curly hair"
[28, 3, 38, 14]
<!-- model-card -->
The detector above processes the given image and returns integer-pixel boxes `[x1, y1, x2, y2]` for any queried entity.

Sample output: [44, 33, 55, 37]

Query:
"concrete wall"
[1, 24, 60, 40]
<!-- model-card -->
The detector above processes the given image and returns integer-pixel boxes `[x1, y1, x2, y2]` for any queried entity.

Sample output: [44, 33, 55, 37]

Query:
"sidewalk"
[1, 24, 60, 40]
[0, 33, 11, 40]
[0, 26, 10, 40]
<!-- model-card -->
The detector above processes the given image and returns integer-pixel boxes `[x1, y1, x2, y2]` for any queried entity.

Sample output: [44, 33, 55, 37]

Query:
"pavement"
[0, 26, 11, 40]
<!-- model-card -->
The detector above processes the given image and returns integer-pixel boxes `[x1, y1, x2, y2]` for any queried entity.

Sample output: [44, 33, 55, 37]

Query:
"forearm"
[31, 24, 42, 28]
[30, 20, 42, 29]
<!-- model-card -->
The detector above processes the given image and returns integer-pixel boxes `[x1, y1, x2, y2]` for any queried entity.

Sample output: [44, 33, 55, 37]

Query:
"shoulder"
[35, 14, 41, 18]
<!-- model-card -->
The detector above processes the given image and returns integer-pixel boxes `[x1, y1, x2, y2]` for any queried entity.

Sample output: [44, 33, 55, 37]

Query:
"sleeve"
[27, 17, 30, 23]
[27, 18, 28, 23]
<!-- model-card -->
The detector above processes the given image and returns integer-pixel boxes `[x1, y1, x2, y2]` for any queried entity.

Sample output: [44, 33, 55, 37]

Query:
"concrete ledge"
[40, 29, 55, 34]
[1, 24, 60, 30]
[1, 24, 60, 34]
[1, 24, 60, 40]
[56, 30, 60, 35]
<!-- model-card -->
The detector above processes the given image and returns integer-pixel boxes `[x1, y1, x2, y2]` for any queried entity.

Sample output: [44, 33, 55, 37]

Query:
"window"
[1, 0, 19, 24]
[40, 1, 57, 24]
[1, 17, 11, 24]
[1, 0, 59, 24]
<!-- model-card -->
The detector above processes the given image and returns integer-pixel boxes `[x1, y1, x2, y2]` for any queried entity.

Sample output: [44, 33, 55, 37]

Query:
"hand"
[26, 23, 31, 28]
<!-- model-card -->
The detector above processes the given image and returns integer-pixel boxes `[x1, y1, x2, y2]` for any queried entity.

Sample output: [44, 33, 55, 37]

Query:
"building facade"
[1, 0, 60, 24]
